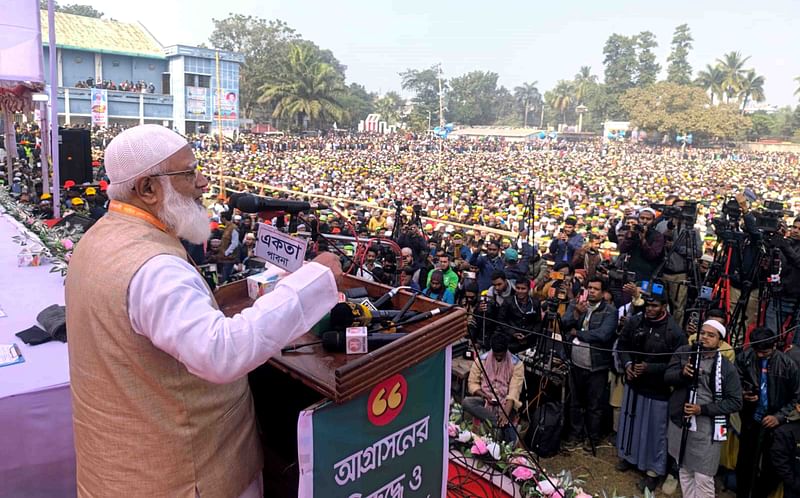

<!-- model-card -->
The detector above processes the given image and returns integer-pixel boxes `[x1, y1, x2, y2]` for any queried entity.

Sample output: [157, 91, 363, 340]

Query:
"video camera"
[754, 200, 793, 234]
[711, 197, 747, 242]
[650, 201, 699, 224]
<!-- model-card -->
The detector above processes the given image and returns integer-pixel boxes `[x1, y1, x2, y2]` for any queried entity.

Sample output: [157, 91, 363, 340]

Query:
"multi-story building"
[41, 11, 243, 134]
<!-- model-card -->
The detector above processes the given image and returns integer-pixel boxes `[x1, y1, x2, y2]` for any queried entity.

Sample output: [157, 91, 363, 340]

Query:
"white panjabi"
[104, 124, 189, 184]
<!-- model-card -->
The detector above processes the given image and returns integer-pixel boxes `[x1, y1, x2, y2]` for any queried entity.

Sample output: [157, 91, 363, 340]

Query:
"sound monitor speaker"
[58, 128, 92, 185]
[53, 213, 95, 231]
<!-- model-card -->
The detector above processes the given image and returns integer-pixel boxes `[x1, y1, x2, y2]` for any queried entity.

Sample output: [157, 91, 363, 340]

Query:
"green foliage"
[400, 65, 446, 131]
[338, 83, 375, 127]
[739, 69, 766, 114]
[635, 31, 661, 87]
[620, 81, 751, 139]
[257, 43, 348, 129]
[603, 34, 638, 96]
[717, 51, 750, 103]
[209, 15, 300, 121]
[546, 80, 575, 125]
[513, 82, 542, 127]
[449, 70, 503, 125]
[666, 24, 694, 85]
[695, 64, 725, 105]
[374, 91, 403, 126]
[40, 0, 103, 18]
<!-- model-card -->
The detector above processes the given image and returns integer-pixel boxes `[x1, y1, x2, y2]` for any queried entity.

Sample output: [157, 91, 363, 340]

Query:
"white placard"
[255, 223, 307, 273]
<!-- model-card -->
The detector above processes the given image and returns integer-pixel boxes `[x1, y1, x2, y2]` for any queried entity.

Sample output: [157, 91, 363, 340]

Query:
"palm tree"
[716, 51, 750, 104]
[573, 66, 597, 104]
[695, 64, 725, 105]
[738, 70, 766, 114]
[257, 43, 348, 129]
[374, 91, 403, 125]
[547, 80, 574, 126]
[513, 81, 541, 128]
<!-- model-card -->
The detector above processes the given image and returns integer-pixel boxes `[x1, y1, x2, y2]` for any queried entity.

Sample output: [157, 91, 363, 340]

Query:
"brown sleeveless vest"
[65, 210, 263, 497]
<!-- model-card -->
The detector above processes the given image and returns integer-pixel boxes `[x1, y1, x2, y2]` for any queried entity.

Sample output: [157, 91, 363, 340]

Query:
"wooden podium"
[215, 275, 467, 497]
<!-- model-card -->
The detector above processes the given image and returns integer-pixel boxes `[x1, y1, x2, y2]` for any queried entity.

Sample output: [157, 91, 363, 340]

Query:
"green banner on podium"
[298, 347, 451, 498]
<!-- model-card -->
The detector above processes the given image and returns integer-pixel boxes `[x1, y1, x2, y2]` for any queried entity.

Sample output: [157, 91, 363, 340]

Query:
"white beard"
[157, 180, 210, 245]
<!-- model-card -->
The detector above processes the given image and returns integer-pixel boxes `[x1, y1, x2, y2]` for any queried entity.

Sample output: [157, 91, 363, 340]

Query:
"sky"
[85, 0, 800, 106]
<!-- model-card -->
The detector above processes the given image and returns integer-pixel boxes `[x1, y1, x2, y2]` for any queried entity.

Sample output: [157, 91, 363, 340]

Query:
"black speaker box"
[53, 213, 95, 231]
[58, 128, 92, 185]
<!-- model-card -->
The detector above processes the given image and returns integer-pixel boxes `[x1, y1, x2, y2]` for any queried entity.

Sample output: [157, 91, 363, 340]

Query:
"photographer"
[615, 292, 686, 493]
[735, 327, 800, 498]
[656, 199, 702, 326]
[618, 208, 665, 283]
[549, 216, 585, 263]
[722, 193, 763, 326]
[469, 239, 506, 291]
[562, 277, 619, 451]
[496, 278, 542, 353]
[766, 217, 800, 343]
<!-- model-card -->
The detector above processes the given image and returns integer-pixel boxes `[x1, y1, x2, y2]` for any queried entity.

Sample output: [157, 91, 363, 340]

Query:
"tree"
[547, 80, 574, 126]
[513, 81, 541, 127]
[738, 70, 765, 114]
[400, 66, 446, 131]
[338, 83, 375, 128]
[209, 15, 300, 121]
[716, 51, 750, 103]
[257, 43, 348, 129]
[620, 81, 751, 139]
[449, 71, 502, 125]
[666, 24, 693, 85]
[603, 34, 638, 95]
[573, 66, 598, 104]
[695, 64, 725, 105]
[635, 31, 661, 87]
[374, 91, 403, 125]
[39, 0, 103, 17]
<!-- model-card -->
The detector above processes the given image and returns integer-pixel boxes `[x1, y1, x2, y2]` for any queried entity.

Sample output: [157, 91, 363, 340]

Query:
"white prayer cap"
[702, 320, 727, 339]
[105, 124, 188, 184]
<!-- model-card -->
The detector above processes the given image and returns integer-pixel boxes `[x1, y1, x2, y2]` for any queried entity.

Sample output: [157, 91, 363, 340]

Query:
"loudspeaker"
[53, 213, 95, 231]
[58, 128, 92, 185]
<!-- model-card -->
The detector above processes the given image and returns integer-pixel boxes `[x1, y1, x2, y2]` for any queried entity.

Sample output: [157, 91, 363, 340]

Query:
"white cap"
[105, 124, 188, 184]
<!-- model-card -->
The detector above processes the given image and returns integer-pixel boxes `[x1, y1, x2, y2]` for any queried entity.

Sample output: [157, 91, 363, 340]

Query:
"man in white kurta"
[65, 124, 341, 498]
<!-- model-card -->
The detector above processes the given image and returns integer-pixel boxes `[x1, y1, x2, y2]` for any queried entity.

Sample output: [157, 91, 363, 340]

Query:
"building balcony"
[56, 86, 174, 122]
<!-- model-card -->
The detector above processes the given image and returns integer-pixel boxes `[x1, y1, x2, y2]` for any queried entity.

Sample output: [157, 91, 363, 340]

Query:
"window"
[198, 75, 210, 88]
[162, 73, 170, 95]
[184, 73, 195, 87]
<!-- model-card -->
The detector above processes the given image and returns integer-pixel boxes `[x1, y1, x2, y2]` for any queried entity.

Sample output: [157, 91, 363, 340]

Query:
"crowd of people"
[5, 123, 800, 497]
[74, 77, 157, 93]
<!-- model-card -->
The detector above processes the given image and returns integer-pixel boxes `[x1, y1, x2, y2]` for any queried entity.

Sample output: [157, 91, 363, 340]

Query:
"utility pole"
[437, 63, 445, 128]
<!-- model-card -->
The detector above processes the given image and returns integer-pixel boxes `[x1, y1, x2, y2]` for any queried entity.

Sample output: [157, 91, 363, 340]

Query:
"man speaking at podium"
[65, 125, 341, 498]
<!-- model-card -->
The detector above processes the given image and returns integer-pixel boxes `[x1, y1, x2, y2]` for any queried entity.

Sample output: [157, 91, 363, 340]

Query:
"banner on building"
[297, 348, 450, 498]
[213, 89, 238, 121]
[91, 88, 108, 126]
[186, 86, 208, 117]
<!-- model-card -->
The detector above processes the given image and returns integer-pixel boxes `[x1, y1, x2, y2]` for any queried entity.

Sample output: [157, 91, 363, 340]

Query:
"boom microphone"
[329, 302, 419, 330]
[230, 193, 320, 213]
[322, 331, 407, 352]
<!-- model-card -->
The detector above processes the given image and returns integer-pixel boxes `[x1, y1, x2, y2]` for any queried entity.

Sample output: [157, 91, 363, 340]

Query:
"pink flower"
[575, 492, 592, 498]
[510, 456, 530, 467]
[553, 489, 565, 498]
[447, 423, 458, 438]
[61, 239, 74, 250]
[512, 465, 535, 481]
[470, 437, 488, 455]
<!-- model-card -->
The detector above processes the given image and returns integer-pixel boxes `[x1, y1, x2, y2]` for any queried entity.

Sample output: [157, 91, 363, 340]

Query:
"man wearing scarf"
[463, 334, 524, 442]
[665, 320, 743, 498]
[615, 292, 687, 493]
[735, 327, 800, 498]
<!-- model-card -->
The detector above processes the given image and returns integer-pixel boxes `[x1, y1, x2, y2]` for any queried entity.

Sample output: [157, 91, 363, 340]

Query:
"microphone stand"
[679, 336, 703, 467]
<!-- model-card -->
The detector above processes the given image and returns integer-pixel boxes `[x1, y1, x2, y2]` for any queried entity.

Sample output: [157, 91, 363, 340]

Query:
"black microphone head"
[322, 331, 344, 352]
[234, 195, 262, 213]
[330, 302, 366, 330]
[228, 192, 246, 211]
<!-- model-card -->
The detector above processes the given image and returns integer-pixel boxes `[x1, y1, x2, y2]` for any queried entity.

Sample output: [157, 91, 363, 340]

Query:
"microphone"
[322, 331, 408, 352]
[394, 306, 452, 327]
[329, 302, 419, 330]
[230, 193, 321, 213]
